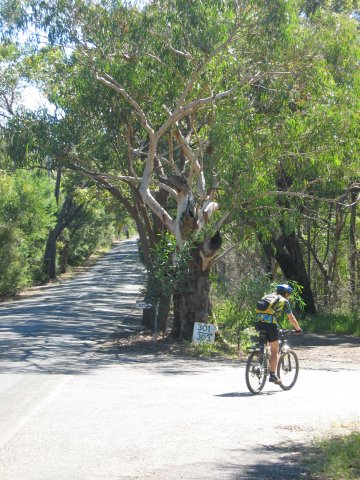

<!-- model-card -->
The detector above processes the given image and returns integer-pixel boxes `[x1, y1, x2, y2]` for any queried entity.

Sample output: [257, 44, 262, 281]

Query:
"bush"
[302, 313, 360, 336]
[0, 225, 29, 295]
[0, 170, 56, 295]
[212, 264, 271, 351]
[305, 431, 360, 479]
[64, 202, 115, 268]
[211, 244, 308, 350]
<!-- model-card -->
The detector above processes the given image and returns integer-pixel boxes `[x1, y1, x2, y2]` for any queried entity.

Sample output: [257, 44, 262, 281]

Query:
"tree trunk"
[140, 189, 170, 331]
[172, 290, 181, 338]
[172, 247, 212, 339]
[172, 232, 222, 339]
[349, 193, 357, 298]
[142, 304, 156, 331]
[141, 265, 173, 333]
[157, 292, 172, 335]
[323, 275, 331, 310]
[42, 196, 85, 280]
[43, 231, 58, 279]
[275, 233, 316, 314]
[60, 241, 69, 274]
[262, 232, 316, 314]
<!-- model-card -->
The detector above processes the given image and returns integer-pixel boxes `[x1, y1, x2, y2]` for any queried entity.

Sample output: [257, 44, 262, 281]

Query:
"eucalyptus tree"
[1, 0, 262, 337]
[304, 5, 359, 311]
[2, 0, 358, 334]
[211, 5, 360, 313]
[0, 42, 25, 122]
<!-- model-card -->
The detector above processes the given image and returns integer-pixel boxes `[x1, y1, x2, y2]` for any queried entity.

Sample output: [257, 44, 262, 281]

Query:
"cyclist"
[255, 284, 302, 385]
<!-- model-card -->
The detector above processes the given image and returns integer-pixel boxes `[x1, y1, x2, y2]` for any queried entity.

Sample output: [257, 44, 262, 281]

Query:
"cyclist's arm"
[287, 313, 301, 331]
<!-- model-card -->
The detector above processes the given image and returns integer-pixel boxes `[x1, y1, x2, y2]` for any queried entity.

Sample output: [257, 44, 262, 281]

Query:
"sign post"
[192, 322, 216, 344]
[135, 301, 153, 310]
[135, 301, 157, 341]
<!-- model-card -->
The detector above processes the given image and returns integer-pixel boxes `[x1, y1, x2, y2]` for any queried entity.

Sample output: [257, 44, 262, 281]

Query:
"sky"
[20, 84, 54, 112]
[6, 0, 150, 115]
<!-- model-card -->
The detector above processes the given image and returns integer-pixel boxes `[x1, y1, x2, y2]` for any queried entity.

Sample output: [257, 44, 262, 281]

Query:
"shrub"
[0, 170, 56, 295]
[305, 432, 360, 480]
[302, 313, 360, 335]
[0, 225, 29, 295]
[212, 269, 271, 351]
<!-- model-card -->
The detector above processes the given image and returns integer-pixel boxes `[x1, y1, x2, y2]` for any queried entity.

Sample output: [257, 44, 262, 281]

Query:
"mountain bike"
[245, 329, 299, 395]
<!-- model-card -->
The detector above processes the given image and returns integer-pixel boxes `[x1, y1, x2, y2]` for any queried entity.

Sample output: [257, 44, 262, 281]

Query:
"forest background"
[0, 0, 359, 346]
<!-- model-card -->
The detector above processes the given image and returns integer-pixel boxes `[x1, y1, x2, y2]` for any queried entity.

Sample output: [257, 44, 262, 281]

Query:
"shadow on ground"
[226, 431, 359, 479]
[222, 442, 313, 479]
[0, 239, 235, 377]
[0, 240, 147, 375]
[1, 238, 358, 377]
[290, 333, 360, 348]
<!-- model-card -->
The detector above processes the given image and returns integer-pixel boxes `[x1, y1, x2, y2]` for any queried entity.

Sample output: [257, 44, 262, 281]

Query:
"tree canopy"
[0, 0, 359, 333]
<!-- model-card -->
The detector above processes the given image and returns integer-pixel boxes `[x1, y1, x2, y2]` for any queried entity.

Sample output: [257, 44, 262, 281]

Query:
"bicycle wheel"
[277, 350, 299, 391]
[245, 350, 267, 394]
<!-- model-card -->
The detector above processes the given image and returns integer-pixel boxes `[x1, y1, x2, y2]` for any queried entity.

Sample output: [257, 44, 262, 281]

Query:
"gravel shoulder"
[289, 333, 360, 370]
[106, 324, 360, 373]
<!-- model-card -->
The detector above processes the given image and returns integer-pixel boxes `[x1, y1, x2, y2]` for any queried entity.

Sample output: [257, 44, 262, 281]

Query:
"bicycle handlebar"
[279, 329, 303, 335]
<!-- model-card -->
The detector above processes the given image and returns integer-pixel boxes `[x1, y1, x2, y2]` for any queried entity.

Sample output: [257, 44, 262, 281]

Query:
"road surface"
[0, 239, 359, 479]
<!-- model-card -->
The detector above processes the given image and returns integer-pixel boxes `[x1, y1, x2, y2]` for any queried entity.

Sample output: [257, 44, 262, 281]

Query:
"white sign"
[135, 301, 153, 310]
[192, 322, 216, 344]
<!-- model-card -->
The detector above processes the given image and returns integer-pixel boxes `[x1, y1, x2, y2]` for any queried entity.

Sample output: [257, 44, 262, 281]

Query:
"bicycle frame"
[245, 329, 299, 394]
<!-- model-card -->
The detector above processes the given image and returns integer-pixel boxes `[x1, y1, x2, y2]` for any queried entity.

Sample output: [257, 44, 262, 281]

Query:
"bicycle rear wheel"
[277, 350, 299, 391]
[245, 350, 267, 394]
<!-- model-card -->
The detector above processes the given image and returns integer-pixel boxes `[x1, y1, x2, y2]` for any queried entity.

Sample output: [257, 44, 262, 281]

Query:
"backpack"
[256, 293, 281, 315]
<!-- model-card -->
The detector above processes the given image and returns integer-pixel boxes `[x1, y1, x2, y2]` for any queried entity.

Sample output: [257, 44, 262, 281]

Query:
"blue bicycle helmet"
[276, 284, 293, 295]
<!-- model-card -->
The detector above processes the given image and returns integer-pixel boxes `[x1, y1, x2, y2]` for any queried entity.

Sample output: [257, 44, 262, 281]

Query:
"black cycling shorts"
[255, 321, 279, 343]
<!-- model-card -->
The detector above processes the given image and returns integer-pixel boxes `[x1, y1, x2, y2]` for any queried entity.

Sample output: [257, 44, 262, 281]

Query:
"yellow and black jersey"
[256, 293, 292, 324]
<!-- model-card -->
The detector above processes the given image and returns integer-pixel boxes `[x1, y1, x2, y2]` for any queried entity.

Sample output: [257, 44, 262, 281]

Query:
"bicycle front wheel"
[245, 350, 267, 394]
[277, 350, 299, 391]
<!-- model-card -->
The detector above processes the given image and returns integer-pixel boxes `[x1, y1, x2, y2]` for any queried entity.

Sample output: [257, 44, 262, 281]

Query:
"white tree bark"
[92, 26, 288, 245]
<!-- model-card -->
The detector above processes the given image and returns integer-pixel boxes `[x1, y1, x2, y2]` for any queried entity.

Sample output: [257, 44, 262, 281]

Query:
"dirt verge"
[290, 333, 360, 370]
[106, 326, 360, 371]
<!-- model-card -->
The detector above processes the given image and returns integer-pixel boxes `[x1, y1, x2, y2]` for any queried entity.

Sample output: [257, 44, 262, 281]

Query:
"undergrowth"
[301, 313, 360, 336]
[187, 338, 240, 359]
[304, 431, 360, 479]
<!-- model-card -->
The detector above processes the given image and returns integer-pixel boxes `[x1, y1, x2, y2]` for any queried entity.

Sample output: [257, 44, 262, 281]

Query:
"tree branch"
[147, 28, 195, 61]
[176, 26, 241, 109]
[242, 187, 360, 207]
[95, 73, 155, 137]
[158, 71, 286, 139]
[139, 138, 176, 235]
[212, 244, 238, 265]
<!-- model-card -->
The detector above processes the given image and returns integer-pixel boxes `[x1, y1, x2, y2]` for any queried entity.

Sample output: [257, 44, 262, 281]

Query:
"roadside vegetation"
[0, 168, 132, 296]
[301, 314, 360, 336]
[0, 1, 359, 339]
[303, 430, 360, 480]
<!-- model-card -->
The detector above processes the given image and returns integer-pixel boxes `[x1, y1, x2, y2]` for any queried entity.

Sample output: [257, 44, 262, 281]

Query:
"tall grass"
[305, 432, 360, 479]
[302, 313, 360, 336]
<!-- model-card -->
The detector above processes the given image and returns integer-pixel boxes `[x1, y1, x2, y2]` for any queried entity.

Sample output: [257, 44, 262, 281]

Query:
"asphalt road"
[0, 239, 359, 480]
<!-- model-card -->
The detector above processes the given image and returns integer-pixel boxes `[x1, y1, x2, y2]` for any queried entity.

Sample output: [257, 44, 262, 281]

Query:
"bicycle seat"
[258, 331, 267, 344]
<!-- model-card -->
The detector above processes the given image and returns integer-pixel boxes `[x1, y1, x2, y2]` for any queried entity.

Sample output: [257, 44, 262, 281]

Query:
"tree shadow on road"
[221, 441, 312, 479]
[290, 333, 360, 347]
[0, 241, 147, 375]
[224, 430, 360, 479]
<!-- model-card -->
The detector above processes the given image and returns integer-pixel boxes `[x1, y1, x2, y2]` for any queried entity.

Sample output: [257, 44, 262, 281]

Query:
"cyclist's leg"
[267, 324, 280, 377]
[269, 339, 279, 373]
